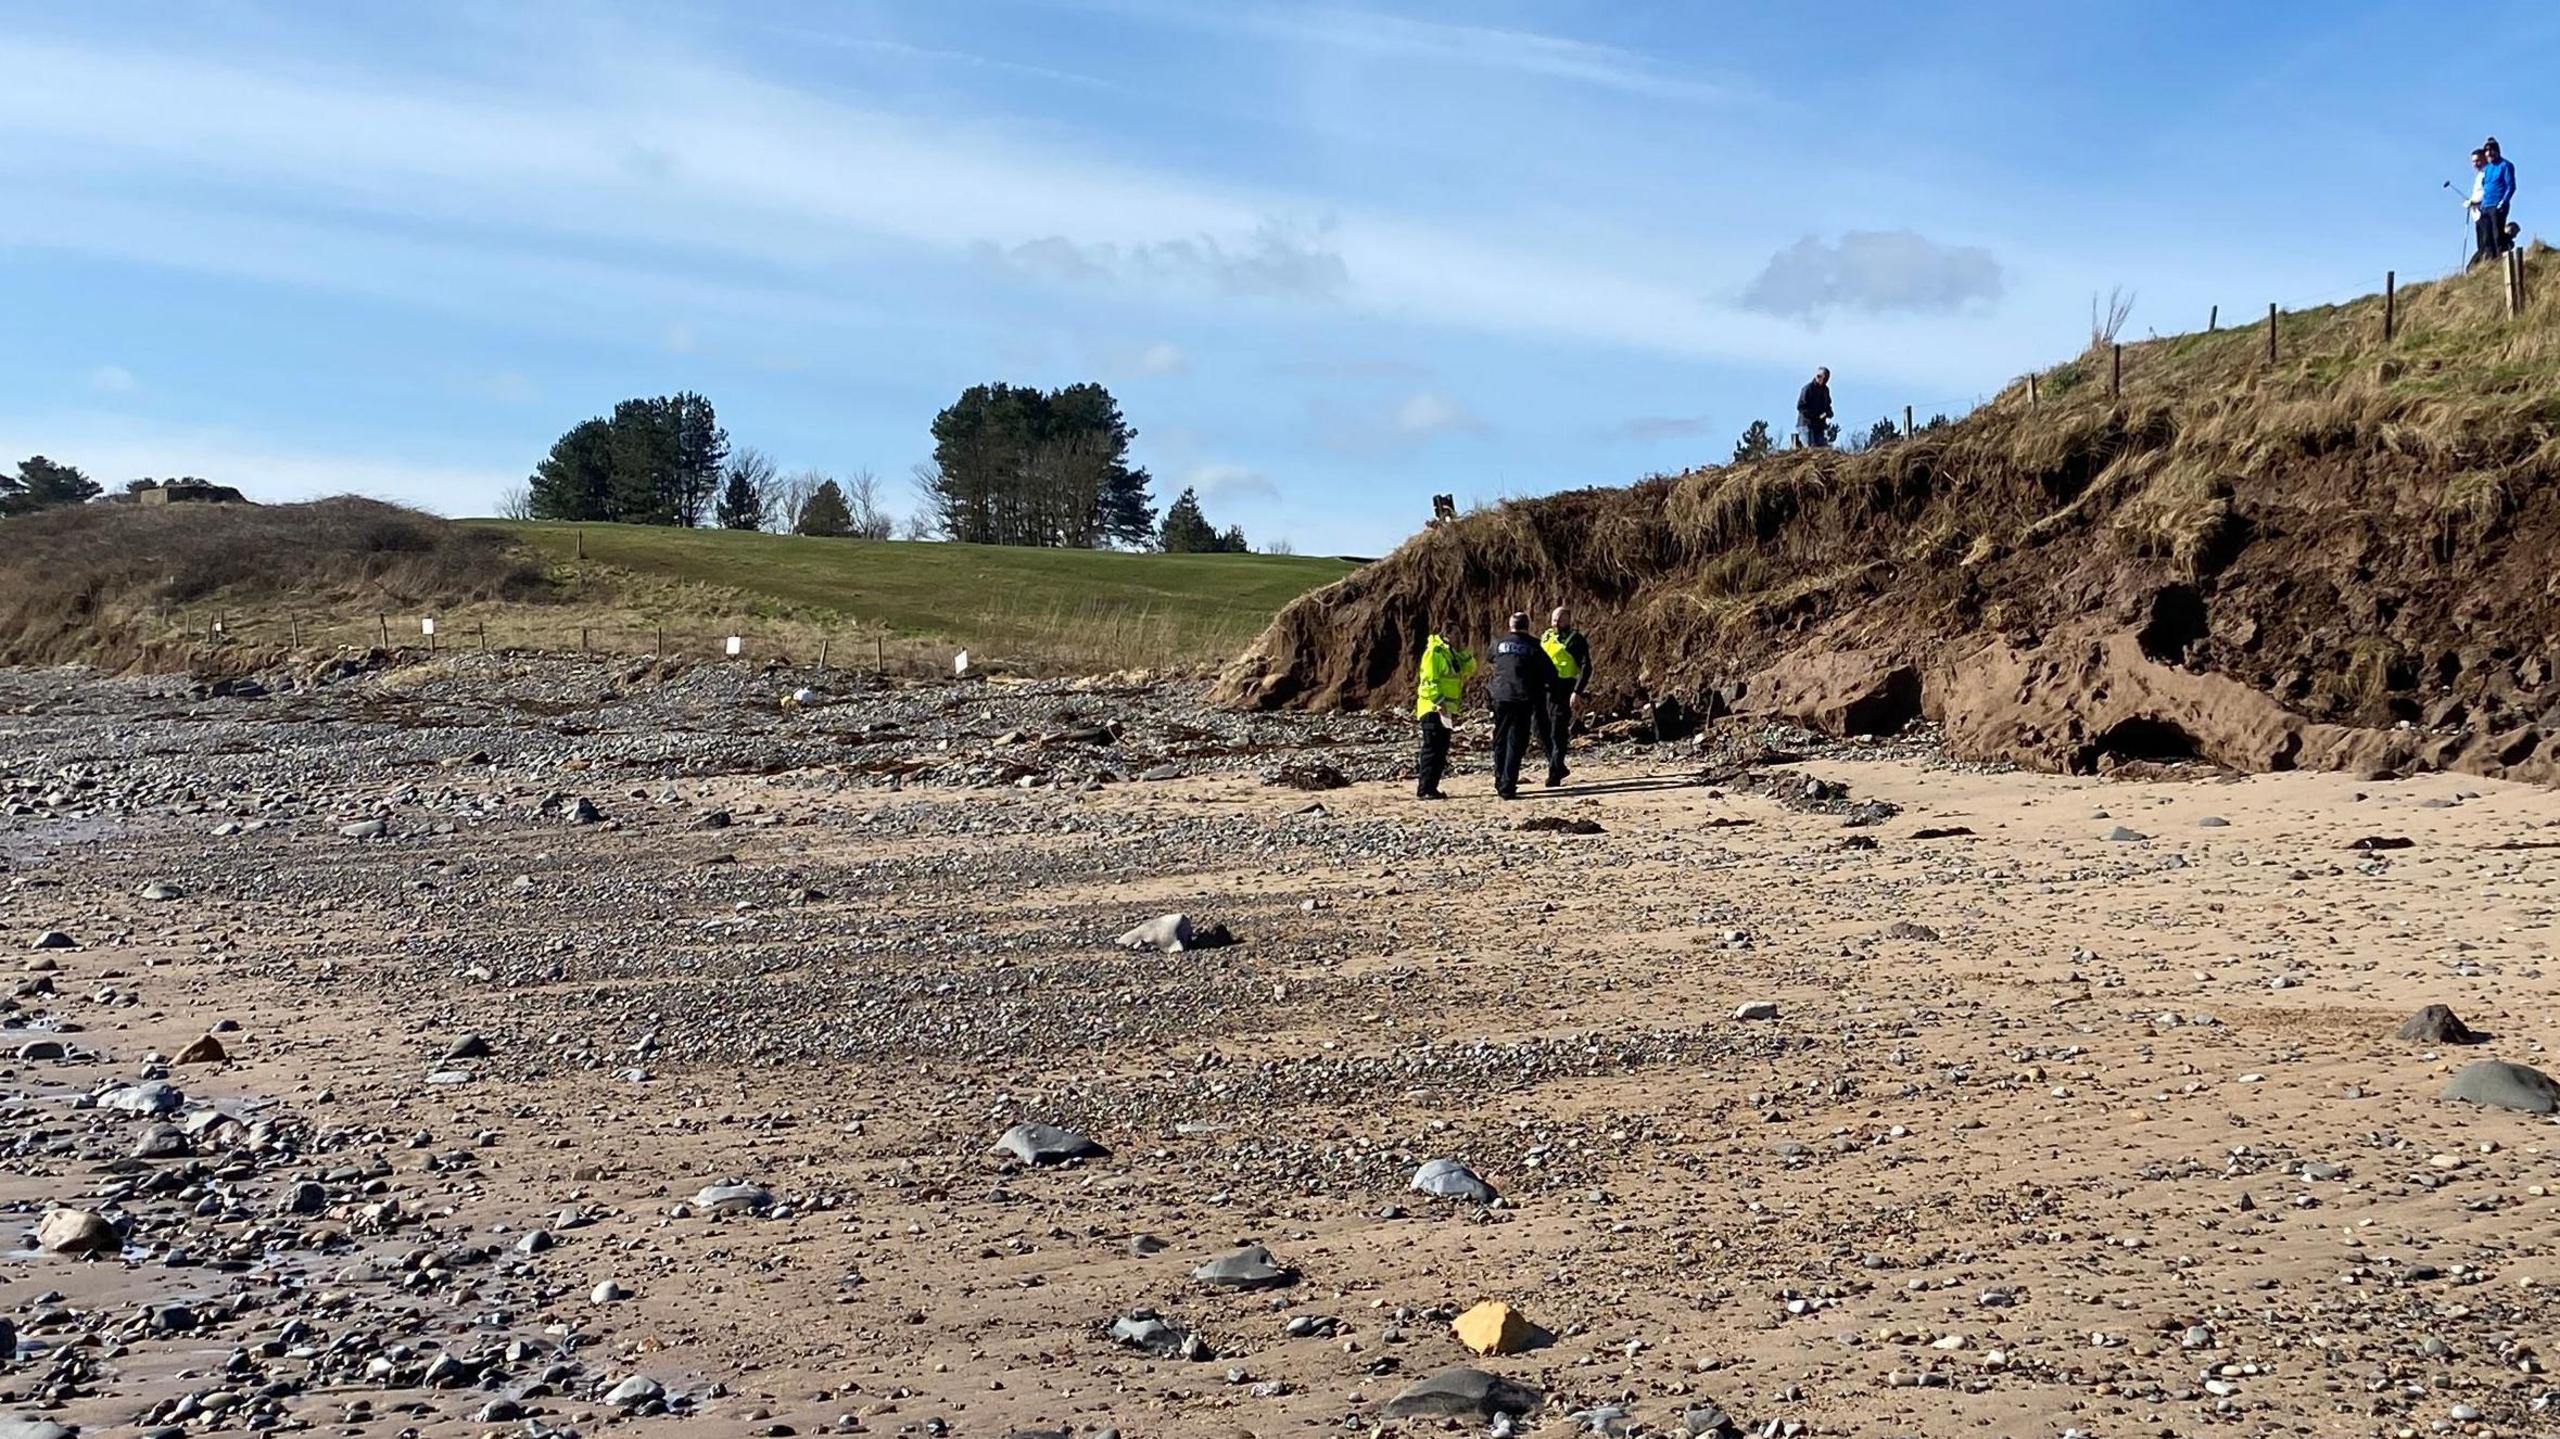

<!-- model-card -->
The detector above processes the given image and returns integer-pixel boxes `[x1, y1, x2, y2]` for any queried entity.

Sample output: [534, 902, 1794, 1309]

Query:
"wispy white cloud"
[1740, 230, 2006, 324]
[1395, 390, 1485, 438]
[0, 31, 1918, 377]
[1183, 461, 1277, 502]
[0, 412, 513, 512]
[1134, 4, 1740, 103]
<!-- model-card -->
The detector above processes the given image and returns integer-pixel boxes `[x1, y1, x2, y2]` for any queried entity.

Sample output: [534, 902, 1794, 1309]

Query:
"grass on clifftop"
[471, 520, 1358, 670]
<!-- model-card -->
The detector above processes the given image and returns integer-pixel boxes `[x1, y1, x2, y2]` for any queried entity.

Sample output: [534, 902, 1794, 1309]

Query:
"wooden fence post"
[477, 621, 488, 654]
[2384, 270, 2396, 341]
[2110, 343, 2122, 398]
[2027, 374, 2039, 410]
[580, 625, 589, 654]
[655, 627, 664, 656]
[876, 633, 886, 672]
[575, 528, 584, 560]
[1903, 404, 1914, 438]
[2208, 304, 2218, 332]
[817, 638, 830, 672]
[377, 615, 389, 648]
[2266, 303, 2278, 365]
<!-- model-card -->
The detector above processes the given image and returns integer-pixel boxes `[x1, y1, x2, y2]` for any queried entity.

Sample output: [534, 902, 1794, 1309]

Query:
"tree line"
[522, 381, 1259, 552]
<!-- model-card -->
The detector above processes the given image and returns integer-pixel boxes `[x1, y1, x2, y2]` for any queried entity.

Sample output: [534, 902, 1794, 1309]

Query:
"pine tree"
[0, 455, 101, 515]
[794, 479, 854, 537]
[715, 468, 763, 530]
[1156, 487, 1221, 552]
[1731, 420, 1776, 464]
[528, 420, 617, 520]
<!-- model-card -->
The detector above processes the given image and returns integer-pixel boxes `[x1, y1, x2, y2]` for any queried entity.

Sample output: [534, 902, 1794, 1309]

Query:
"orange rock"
[1452, 1300, 1539, 1356]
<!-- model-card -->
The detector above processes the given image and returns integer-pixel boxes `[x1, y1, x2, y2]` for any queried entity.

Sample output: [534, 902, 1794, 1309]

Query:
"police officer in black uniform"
[1484, 611, 1557, 800]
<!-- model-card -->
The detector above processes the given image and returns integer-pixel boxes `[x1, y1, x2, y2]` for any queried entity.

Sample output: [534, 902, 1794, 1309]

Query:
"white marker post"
[725, 635, 743, 658]
[422, 617, 436, 653]
[953, 649, 971, 677]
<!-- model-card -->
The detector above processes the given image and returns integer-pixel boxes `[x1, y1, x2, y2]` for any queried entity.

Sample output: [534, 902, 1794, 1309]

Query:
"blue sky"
[1, 0, 2548, 555]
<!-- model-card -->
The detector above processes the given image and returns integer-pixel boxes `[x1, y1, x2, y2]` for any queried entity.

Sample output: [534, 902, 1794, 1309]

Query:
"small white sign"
[211, 621, 225, 635]
[953, 649, 971, 676]
[725, 635, 742, 657]
[421, 618, 437, 636]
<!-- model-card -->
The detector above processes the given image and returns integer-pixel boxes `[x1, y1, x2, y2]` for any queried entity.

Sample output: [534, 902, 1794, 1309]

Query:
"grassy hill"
[0, 501, 1358, 675]
[472, 520, 1357, 669]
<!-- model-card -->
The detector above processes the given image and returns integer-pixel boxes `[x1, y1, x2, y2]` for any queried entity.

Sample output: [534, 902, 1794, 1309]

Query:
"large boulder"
[2398, 1004, 2481, 1044]
[2444, 1059, 2560, 1114]
[992, 1123, 1108, 1167]
[1382, 1366, 1542, 1419]
[36, 1207, 119, 1255]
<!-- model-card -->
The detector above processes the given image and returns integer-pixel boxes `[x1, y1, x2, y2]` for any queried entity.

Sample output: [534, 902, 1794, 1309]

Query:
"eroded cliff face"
[1218, 260, 2560, 782]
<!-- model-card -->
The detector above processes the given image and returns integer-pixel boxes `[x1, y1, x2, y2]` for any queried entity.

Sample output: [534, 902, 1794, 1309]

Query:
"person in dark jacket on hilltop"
[2479, 137, 2518, 264]
[1796, 367, 1834, 448]
[1484, 611, 1557, 800]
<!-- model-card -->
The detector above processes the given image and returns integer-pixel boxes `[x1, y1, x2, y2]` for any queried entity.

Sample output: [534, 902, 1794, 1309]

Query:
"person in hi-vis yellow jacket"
[1412, 620, 1475, 800]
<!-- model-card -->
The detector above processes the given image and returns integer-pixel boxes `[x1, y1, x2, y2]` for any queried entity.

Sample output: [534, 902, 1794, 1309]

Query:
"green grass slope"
[472, 520, 1358, 668]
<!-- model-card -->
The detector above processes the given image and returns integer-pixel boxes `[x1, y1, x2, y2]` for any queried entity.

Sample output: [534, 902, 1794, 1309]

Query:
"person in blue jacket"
[2478, 137, 2518, 265]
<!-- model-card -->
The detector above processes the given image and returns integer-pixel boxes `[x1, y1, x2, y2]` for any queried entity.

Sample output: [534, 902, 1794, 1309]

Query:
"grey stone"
[32, 931, 74, 951]
[592, 1279, 630, 1303]
[1193, 1244, 1294, 1290]
[2196, 816, 2230, 827]
[692, 1182, 771, 1215]
[443, 1033, 493, 1060]
[16, 1040, 66, 1062]
[35, 1207, 118, 1255]
[132, 1124, 189, 1160]
[0, 1420, 75, 1439]
[138, 882, 184, 901]
[604, 1375, 664, 1409]
[1381, 1366, 1541, 1419]
[1683, 1401, 1741, 1437]
[2102, 826, 2146, 842]
[993, 1123, 1108, 1167]
[99, 1081, 182, 1116]
[2399, 1004, 2481, 1045]
[1411, 1157, 1497, 1203]
[568, 797, 603, 825]
[1115, 913, 1194, 952]
[2444, 1059, 2560, 1114]
[337, 819, 388, 840]
[1109, 1309, 1209, 1360]
[1733, 1001, 1779, 1021]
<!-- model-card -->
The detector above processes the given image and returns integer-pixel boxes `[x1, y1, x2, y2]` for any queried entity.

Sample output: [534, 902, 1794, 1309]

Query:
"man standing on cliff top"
[1796, 367, 1834, 449]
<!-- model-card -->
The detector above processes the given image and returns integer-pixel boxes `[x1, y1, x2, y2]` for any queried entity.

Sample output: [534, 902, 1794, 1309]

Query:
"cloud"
[1146, 6, 1738, 103]
[663, 323, 699, 354]
[0, 414, 511, 511]
[981, 218, 1349, 299]
[1608, 414, 1713, 443]
[1739, 230, 2005, 323]
[1183, 462, 1276, 503]
[1097, 340, 1189, 378]
[88, 364, 137, 394]
[1313, 389, 1489, 455]
[1395, 391, 1486, 438]
[475, 371, 539, 404]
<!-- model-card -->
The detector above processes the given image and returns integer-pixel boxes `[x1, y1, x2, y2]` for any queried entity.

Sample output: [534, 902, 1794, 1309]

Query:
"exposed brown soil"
[1217, 255, 2560, 783]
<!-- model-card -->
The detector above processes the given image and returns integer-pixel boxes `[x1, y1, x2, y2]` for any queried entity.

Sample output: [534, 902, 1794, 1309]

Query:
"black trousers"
[1799, 415, 1830, 448]
[1415, 712, 1453, 796]
[1490, 700, 1536, 797]
[1532, 684, 1574, 783]
[2477, 202, 2512, 264]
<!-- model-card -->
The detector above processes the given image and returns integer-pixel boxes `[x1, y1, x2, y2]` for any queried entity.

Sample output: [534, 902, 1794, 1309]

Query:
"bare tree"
[774, 468, 826, 535]
[495, 483, 533, 521]
[1261, 536, 1298, 555]
[842, 468, 895, 541]
[900, 509, 938, 541]
[2090, 286, 2136, 350]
